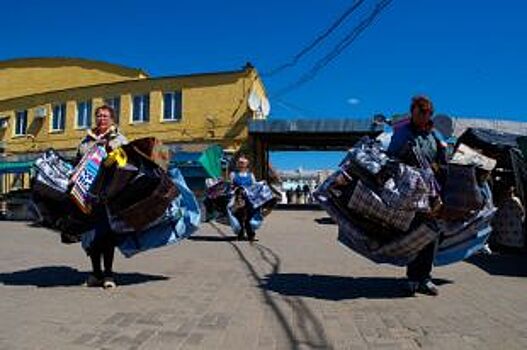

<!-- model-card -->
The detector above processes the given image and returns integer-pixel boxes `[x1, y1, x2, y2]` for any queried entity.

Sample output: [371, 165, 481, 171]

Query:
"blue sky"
[2, 0, 526, 170]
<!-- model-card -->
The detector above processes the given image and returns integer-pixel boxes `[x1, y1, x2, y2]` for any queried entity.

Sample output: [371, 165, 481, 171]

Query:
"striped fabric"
[70, 145, 107, 214]
[434, 207, 496, 266]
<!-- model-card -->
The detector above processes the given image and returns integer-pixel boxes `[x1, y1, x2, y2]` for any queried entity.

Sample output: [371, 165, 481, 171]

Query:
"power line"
[274, 0, 393, 97]
[264, 0, 367, 77]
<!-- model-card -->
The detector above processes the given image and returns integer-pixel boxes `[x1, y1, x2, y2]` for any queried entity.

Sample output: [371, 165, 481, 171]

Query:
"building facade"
[0, 57, 268, 193]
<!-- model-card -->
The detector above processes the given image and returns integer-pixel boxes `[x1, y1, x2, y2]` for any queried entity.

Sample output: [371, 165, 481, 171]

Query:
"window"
[14, 110, 27, 136]
[132, 94, 150, 123]
[163, 91, 182, 121]
[104, 96, 120, 124]
[51, 104, 66, 131]
[77, 100, 92, 129]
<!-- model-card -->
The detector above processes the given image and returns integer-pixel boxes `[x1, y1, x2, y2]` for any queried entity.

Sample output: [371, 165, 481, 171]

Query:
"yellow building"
[0, 57, 269, 193]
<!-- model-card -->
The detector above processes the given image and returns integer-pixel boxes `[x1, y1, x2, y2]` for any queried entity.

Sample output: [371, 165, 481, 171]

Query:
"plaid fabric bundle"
[70, 145, 107, 214]
[510, 148, 527, 212]
[442, 164, 484, 220]
[315, 173, 437, 266]
[348, 180, 416, 232]
[379, 163, 435, 212]
[340, 138, 390, 187]
[374, 223, 439, 258]
[334, 207, 437, 266]
[244, 181, 275, 209]
[315, 149, 497, 267]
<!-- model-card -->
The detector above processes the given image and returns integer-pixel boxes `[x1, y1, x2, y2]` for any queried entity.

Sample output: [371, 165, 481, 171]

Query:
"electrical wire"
[264, 0, 367, 77]
[273, 0, 393, 97]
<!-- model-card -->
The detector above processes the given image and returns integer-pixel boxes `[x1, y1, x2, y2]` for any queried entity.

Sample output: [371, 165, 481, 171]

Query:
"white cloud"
[347, 97, 361, 105]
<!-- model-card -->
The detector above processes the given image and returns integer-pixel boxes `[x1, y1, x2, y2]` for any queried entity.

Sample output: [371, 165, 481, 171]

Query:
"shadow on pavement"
[466, 254, 527, 277]
[188, 235, 238, 242]
[0, 266, 169, 287]
[209, 222, 332, 350]
[313, 217, 336, 225]
[261, 273, 453, 300]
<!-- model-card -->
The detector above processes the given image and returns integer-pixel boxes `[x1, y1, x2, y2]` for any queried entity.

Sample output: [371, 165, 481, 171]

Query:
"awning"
[0, 160, 34, 174]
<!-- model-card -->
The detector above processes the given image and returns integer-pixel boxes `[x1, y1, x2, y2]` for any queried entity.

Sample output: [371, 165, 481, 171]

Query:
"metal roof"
[249, 119, 382, 134]
[248, 118, 383, 151]
[453, 118, 527, 137]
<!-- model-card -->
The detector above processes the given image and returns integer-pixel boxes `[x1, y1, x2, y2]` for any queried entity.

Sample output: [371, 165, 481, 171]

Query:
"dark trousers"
[234, 209, 255, 240]
[406, 240, 437, 282]
[89, 209, 115, 278]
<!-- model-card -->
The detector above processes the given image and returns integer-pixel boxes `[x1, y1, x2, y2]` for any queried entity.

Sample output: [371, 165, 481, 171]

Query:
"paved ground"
[1, 210, 526, 350]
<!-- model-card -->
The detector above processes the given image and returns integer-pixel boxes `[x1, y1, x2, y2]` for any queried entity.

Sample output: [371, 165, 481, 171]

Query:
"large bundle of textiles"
[314, 138, 496, 266]
[83, 168, 200, 257]
[31, 138, 200, 256]
[204, 178, 278, 234]
[32, 149, 95, 242]
[227, 181, 277, 234]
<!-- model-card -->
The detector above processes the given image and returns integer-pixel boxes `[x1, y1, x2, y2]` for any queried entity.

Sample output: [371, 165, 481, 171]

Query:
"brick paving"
[1, 210, 526, 349]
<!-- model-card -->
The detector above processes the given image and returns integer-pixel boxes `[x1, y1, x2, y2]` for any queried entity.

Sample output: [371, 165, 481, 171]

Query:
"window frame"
[14, 110, 28, 136]
[162, 91, 183, 122]
[50, 103, 67, 132]
[131, 94, 150, 123]
[76, 100, 93, 129]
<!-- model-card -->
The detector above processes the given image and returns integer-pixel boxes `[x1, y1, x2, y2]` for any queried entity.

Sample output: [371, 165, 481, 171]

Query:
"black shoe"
[85, 274, 103, 287]
[405, 281, 419, 297]
[418, 279, 439, 296]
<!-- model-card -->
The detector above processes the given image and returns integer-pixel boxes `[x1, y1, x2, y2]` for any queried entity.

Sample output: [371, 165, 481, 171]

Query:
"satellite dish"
[261, 97, 270, 118]
[248, 89, 261, 112]
[433, 114, 454, 139]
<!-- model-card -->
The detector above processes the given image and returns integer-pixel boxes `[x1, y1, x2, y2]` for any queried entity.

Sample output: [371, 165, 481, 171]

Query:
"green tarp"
[197, 144, 223, 178]
[170, 143, 223, 178]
